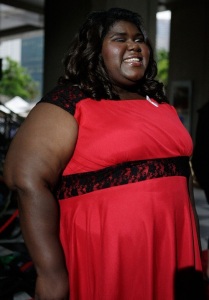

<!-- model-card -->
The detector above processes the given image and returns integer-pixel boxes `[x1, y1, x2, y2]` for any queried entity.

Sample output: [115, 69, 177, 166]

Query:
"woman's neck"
[113, 86, 146, 100]
[118, 91, 146, 100]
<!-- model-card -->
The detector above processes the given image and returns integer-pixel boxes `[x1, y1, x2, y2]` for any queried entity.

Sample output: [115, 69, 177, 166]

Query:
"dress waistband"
[56, 156, 190, 200]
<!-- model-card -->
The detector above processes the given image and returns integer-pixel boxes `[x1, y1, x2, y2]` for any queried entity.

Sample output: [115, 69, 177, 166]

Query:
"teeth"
[124, 58, 141, 62]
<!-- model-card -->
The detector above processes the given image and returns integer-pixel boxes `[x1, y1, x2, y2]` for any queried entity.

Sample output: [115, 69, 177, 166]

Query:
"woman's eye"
[114, 38, 125, 42]
[135, 38, 144, 43]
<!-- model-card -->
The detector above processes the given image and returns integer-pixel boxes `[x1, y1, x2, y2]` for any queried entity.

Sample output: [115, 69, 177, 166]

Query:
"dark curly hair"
[58, 7, 168, 103]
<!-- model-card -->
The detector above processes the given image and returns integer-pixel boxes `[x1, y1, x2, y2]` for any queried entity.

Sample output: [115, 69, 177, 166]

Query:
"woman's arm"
[3, 103, 78, 300]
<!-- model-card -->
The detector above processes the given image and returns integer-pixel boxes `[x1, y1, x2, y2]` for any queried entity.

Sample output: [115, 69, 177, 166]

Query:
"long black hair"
[59, 7, 168, 103]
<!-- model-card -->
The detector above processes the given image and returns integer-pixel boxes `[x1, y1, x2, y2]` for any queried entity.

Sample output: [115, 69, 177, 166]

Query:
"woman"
[3, 8, 203, 300]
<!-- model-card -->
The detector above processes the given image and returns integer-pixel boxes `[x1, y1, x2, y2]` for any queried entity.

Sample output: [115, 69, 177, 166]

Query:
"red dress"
[40, 85, 203, 300]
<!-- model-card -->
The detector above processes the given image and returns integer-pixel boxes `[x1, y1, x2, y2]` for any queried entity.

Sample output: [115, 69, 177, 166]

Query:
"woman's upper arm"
[3, 102, 78, 191]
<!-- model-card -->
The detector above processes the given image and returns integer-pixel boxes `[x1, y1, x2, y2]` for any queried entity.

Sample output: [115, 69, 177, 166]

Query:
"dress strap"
[56, 156, 190, 200]
[37, 84, 87, 115]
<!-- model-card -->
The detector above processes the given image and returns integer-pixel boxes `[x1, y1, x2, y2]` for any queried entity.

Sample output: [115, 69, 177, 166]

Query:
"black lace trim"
[56, 156, 190, 200]
[37, 84, 88, 115]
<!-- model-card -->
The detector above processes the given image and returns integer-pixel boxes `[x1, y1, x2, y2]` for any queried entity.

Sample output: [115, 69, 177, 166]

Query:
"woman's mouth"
[123, 57, 143, 66]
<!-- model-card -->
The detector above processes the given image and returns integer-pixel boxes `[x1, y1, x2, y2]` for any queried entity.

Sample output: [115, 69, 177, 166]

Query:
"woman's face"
[101, 20, 150, 89]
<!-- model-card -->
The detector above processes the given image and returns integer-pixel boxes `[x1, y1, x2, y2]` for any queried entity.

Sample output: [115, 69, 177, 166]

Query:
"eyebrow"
[109, 31, 143, 38]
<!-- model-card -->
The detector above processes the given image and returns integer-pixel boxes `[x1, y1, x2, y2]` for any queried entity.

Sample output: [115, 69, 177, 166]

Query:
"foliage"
[0, 57, 39, 100]
[156, 49, 169, 87]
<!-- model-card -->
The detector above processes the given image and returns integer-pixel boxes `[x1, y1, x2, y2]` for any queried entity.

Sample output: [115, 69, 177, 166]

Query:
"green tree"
[156, 49, 169, 87]
[0, 57, 39, 100]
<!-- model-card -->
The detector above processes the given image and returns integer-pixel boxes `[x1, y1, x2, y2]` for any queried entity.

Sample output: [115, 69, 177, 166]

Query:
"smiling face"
[101, 20, 150, 92]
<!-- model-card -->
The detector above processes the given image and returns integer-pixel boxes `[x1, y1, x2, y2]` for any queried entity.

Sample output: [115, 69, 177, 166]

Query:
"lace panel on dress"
[37, 84, 87, 115]
[56, 156, 190, 200]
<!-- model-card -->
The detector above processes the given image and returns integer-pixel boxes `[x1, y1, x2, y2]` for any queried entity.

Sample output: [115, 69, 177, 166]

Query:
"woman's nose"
[127, 41, 141, 52]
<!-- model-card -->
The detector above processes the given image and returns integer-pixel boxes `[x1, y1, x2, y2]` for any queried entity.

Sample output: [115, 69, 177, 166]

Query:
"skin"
[3, 20, 201, 299]
[101, 21, 150, 99]
[4, 103, 78, 300]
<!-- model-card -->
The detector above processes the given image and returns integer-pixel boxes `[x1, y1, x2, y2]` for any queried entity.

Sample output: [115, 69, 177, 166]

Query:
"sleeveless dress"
[40, 84, 203, 300]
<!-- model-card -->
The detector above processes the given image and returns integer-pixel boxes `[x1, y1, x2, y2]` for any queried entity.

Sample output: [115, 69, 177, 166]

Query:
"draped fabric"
[40, 85, 203, 300]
